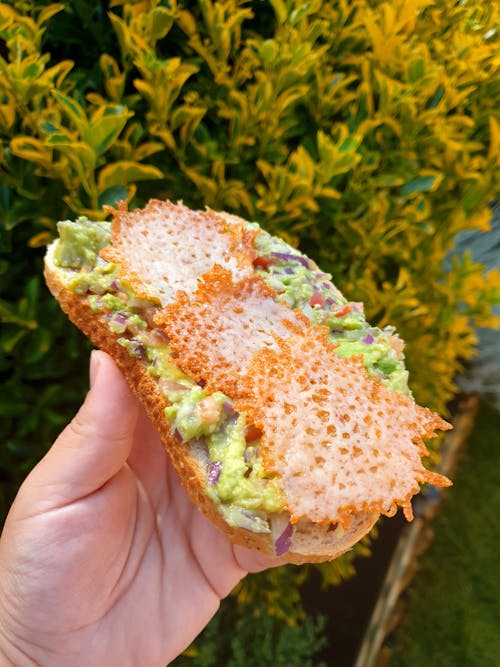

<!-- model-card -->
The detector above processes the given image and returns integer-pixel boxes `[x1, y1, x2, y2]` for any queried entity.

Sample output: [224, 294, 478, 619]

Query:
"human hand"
[0, 351, 276, 666]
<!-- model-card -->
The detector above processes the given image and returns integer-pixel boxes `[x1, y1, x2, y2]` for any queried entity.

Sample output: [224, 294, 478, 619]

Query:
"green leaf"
[45, 138, 96, 183]
[0, 4, 16, 32]
[97, 185, 129, 209]
[427, 84, 445, 109]
[37, 3, 65, 27]
[400, 176, 439, 196]
[97, 160, 163, 192]
[84, 106, 133, 157]
[10, 136, 53, 169]
[45, 131, 77, 145]
[0, 328, 28, 354]
[22, 61, 44, 80]
[408, 58, 425, 83]
[52, 90, 88, 134]
[269, 0, 288, 24]
[373, 174, 405, 187]
[461, 186, 485, 212]
[0, 300, 37, 330]
[149, 6, 174, 40]
[259, 39, 279, 65]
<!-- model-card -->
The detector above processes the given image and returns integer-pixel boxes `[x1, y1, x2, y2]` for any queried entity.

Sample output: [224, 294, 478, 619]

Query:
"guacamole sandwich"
[44, 199, 451, 564]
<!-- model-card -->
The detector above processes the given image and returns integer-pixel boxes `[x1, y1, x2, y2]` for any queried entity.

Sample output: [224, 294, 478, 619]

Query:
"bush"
[1, 0, 499, 660]
[172, 592, 328, 667]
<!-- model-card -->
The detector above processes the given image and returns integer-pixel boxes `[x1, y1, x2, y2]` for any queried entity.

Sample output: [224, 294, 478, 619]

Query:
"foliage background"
[1, 0, 499, 662]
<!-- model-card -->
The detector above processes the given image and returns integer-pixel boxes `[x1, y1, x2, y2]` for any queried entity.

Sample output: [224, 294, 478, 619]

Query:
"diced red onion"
[173, 428, 183, 442]
[350, 301, 364, 313]
[129, 339, 145, 358]
[113, 312, 129, 325]
[222, 401, 237, 416]
[207, 460, 222, 484]
[270, 251, 310, 268]
[235, 509, 270, 533]
[362, 334, 375, 344]
[284, 267, 294, 275]
[270, 514, 293, 556]
[244, 447, 255, 464]
[153, 327, 169, 340]
[274, 523, 293, 556]
[159, 379, 189, 394]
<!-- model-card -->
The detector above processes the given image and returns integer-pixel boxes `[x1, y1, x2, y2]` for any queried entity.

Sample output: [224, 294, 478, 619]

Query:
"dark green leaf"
[400, 176, 437, 196]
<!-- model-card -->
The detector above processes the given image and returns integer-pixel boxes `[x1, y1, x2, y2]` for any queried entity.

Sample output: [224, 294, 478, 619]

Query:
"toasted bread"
[44, 200, 451, 564]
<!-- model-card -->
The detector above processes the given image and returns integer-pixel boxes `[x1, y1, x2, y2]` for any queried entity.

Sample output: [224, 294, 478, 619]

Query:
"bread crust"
[44, 252, 378, 565]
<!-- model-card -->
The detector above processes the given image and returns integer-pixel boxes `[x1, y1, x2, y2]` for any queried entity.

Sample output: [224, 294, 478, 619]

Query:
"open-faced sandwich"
[44, 199, 451, 564]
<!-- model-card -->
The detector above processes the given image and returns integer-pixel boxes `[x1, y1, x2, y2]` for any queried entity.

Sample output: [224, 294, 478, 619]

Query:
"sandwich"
[44, 199, 451, 564]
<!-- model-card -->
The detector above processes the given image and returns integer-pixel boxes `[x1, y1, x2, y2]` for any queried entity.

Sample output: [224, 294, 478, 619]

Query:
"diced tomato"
[253, 256, 273, 270]
[245, 424, 263, 443]
[309, 291, 326, 307]
[334, 304, 351, 318]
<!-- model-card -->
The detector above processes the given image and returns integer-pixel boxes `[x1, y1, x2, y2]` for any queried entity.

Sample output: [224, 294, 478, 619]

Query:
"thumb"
[25, 351, 139, 508]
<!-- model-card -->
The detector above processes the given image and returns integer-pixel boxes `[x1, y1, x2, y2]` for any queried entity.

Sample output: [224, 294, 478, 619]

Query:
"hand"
[0, 351, 276, 666]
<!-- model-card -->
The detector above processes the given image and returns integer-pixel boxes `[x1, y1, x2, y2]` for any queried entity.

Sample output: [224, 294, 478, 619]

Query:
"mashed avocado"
[54, 218, 111, 269]
[253, 229, 410, 395]
[52, 216, 411, 533]
[52, 218, 282, 531]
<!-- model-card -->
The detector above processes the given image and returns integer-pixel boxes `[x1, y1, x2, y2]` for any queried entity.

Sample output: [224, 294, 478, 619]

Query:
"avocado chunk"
[53, 218, 111, 269]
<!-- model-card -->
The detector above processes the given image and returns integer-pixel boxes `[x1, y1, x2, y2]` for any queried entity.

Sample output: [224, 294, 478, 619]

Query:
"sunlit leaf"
[97, 160, 163, 192]
[52, 90, 88, 134]
[36, 3, 65, 27]
[84, 106, 133, 157]
[10, 136, 53, 170]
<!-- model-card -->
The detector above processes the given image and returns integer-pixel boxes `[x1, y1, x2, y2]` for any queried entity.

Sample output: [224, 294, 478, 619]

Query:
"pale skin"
[0, 351, 278, 666]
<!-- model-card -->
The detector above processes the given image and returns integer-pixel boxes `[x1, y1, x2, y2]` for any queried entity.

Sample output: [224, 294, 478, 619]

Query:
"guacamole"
[252, 230, 410, 395]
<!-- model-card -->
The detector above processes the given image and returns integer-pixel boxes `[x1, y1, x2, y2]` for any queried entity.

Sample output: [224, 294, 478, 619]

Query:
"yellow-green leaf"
[269, 0, 288, 24]
[488, 115, 500, 164]
[52, 90, 88, 134]
[149, 6, 175, 40]
[84, 106, 133, 156]
[97, 160, 163, 192]
[10, 136, 53, 169]
[28, 231, 54, 248]
[37, 3, 65, 27]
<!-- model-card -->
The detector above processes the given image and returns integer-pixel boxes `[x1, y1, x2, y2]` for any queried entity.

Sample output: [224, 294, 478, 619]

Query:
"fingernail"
[89, 350, 102, 388]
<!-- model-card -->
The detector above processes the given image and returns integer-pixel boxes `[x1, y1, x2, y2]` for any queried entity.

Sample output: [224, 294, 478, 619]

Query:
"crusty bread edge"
[44, 248, 378, 565]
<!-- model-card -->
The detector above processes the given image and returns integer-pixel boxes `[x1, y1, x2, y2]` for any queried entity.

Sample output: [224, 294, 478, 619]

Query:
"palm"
[0, 354, 273, 666]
